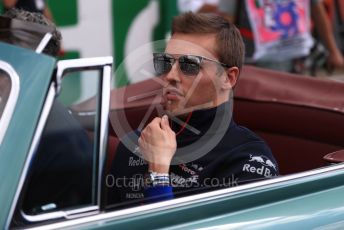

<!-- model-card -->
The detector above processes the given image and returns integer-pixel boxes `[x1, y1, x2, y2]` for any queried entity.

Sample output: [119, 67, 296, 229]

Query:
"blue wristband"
[144, 185, 174, 203]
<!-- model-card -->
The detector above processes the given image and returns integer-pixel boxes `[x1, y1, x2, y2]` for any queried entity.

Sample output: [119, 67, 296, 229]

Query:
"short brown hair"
[172, 12, 245, 70]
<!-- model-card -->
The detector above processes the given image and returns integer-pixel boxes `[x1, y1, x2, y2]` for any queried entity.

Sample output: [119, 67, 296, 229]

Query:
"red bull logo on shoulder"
[243, 154, 277, 178]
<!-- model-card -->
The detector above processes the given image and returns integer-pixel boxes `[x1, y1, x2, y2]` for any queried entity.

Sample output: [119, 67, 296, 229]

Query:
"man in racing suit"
[108, 12, 279, 208]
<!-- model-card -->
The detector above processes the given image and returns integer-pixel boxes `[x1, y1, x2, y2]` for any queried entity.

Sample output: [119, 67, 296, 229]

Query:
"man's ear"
[221, 67, 239, 90]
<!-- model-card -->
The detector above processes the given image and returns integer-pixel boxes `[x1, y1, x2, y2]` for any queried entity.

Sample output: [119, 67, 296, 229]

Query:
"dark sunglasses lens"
[153, 54, 172, 75]
[179, 55, 201, 75]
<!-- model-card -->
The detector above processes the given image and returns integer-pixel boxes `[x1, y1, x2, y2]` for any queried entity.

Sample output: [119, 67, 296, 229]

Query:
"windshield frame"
[0, 60, 20, 145]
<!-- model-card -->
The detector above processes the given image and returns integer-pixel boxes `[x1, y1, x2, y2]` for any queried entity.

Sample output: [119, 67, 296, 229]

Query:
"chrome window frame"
[35, 33, 52, 54]
[0, 60, 20, 145]
[6, 57, 112, 228]
[25, 162, 344, 230]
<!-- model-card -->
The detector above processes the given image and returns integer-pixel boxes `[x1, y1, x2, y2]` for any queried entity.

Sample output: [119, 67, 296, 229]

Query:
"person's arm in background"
[2, 0, 17, 9]
[312, 0, 344, 69]
[43, 5, 53, 21]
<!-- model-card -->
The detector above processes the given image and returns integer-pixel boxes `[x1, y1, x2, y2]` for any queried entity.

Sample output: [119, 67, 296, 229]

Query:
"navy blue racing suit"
[107, 102, 279, 208]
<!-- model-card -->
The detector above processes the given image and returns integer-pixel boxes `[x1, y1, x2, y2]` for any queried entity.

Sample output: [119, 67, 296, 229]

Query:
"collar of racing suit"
[171, 101, 234, 140]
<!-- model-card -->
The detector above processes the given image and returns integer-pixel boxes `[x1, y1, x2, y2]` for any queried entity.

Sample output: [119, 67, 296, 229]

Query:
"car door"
[2, 52, 112, 229]
[0, 42, 56, 228]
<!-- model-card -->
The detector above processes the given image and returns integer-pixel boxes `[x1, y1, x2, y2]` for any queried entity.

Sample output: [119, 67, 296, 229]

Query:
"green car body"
[1, 41, 344, 230]
[0, 42, 55, 228]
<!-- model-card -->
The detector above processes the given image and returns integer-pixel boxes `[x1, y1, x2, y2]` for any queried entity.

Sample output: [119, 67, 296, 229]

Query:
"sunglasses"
[153, 53, 230, 76]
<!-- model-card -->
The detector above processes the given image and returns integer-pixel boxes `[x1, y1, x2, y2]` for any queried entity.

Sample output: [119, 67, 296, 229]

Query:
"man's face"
[160, 33, 228, 115]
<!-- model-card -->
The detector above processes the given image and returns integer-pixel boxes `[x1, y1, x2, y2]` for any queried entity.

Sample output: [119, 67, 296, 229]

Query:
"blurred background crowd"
[1, 0, 344, 88]
[178, 0, 344, 79]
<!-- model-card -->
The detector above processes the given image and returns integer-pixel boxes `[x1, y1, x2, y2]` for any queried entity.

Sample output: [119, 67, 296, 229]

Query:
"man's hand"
[138, 115, 176, 173]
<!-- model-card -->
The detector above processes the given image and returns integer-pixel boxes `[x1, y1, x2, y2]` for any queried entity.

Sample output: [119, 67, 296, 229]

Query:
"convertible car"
[1, 22, 344, 229]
